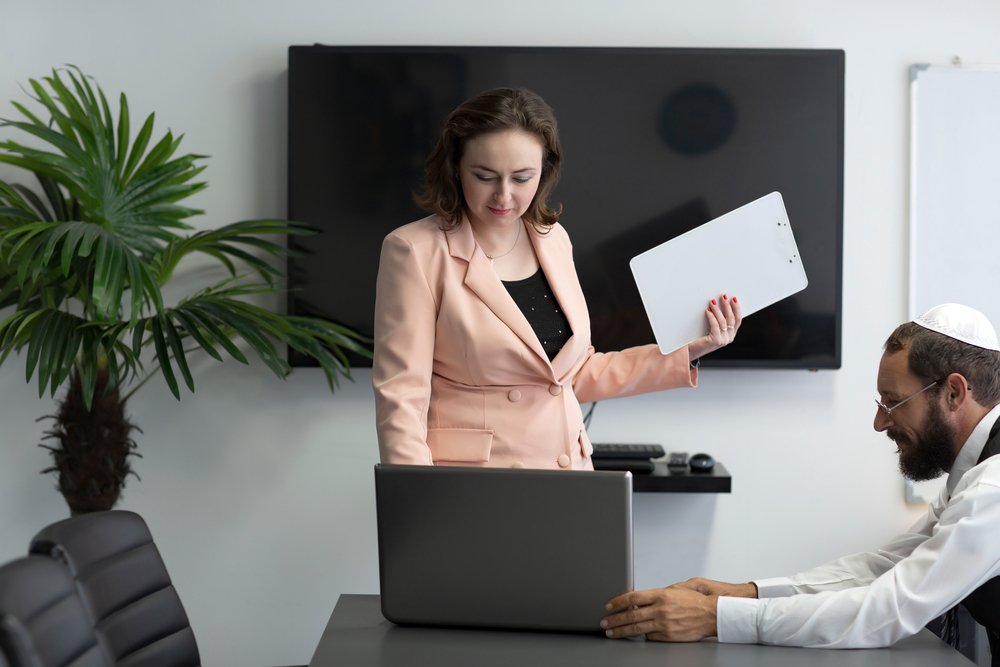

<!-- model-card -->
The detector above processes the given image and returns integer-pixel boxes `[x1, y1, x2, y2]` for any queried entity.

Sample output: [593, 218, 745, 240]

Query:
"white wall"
[2, 1, 998, 664]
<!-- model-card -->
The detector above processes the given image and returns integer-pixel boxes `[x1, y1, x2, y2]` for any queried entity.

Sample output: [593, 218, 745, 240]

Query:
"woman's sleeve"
[372, 232, 437, 465]
[571, 343, 698, 405]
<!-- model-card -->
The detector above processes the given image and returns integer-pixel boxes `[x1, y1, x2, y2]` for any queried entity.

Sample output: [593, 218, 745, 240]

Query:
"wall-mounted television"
[287, 45, 843, 369]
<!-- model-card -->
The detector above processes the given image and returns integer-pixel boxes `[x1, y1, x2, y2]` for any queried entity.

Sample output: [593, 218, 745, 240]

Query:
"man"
[602, 303, 1000, 664]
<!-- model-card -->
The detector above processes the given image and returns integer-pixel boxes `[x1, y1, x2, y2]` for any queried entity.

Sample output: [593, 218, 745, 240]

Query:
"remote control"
[667, 451, 689, 472]
[591, 443, 665, 460]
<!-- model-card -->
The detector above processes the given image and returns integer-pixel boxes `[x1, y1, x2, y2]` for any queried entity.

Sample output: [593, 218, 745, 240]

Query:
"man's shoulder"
[974, 454, 1000, 483]
[949, 457, 1000, 503]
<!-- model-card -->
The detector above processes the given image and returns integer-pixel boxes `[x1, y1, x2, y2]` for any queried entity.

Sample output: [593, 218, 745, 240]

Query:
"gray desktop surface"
[309, 594, 974, 667]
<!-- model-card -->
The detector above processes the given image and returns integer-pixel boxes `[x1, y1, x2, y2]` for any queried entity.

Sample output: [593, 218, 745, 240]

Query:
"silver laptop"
[374, 464, 633, 632]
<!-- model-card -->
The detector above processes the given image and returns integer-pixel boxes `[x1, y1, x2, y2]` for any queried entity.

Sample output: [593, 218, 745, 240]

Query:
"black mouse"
[688, 453, 715, 472]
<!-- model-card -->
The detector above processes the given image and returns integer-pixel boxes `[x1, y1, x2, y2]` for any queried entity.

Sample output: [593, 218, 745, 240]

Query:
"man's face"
[874, 350, 957, 481]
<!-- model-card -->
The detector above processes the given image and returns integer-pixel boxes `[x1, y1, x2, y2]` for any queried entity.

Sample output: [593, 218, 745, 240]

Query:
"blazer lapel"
[449, 218, 551, 368]
[529, 225, 590, 379]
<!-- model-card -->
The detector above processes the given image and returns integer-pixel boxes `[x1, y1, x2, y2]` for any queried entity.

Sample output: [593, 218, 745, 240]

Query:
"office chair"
[30, 511, 200, 667]
[0, 555, 112, 667]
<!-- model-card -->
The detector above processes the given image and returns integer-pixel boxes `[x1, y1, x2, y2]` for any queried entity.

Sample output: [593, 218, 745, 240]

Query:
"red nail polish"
[733, 296, 738, 303]
[723, 293, 727, 299]
[711, 299, 717, 305]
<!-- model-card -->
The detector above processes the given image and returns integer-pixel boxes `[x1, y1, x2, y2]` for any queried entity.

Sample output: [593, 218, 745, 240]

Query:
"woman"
[373, 88, 740, 470]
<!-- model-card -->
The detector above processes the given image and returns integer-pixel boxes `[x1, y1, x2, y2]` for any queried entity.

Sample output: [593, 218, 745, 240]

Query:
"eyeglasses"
[874, 379, 941, 416]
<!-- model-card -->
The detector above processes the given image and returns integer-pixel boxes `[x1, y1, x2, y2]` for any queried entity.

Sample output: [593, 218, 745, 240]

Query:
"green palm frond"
[0, 307, 141, 402]
[0, 66, 371, 409]
[151, 219, 314, 284]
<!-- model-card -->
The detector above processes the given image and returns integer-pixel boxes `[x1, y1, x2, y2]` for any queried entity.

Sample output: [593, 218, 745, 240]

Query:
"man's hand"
[601, 586, 718, 642]
[672, 577, 758, 599]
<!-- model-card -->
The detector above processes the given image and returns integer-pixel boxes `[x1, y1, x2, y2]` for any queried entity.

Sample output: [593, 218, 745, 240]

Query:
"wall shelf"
[630, 462, 731, 494]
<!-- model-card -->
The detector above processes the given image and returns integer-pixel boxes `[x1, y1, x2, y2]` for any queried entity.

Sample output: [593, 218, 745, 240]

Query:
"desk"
[309, 594, 974, 666]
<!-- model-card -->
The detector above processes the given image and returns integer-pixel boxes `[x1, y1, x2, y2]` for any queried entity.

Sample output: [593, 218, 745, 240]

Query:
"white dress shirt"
[717, 403, 1000, 647]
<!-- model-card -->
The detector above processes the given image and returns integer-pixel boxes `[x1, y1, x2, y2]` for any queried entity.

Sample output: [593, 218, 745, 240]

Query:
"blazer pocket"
[427, 428, 493, 463]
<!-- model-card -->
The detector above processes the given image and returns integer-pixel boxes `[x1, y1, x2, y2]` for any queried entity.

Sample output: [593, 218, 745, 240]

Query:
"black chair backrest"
[30, 511, 200, 667]
[0, 555, 112, 667]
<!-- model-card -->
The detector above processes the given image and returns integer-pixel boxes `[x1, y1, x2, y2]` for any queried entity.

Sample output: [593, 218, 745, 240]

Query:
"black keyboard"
[591, 443, 665, 460]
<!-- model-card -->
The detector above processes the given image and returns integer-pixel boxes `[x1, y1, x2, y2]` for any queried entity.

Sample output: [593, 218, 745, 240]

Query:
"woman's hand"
[687, 293, 742, 363]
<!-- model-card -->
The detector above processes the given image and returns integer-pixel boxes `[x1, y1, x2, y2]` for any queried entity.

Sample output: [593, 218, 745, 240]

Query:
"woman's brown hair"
[414, 88, 563, 232]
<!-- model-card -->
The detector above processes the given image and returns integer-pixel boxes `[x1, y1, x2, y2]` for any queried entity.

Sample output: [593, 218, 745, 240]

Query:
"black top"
[503, 269, 572, 361]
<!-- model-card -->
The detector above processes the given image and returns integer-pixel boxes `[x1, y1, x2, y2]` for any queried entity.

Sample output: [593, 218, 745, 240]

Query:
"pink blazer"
[372, 215, 697, 470]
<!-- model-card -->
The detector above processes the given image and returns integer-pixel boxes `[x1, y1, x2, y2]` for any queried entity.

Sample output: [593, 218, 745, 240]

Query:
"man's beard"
[887, 401, 956, 481]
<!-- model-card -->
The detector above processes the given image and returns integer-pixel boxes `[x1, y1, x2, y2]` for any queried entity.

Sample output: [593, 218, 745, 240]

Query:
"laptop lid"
[630, 191, 808, 355]
[374, 464, 633, 632]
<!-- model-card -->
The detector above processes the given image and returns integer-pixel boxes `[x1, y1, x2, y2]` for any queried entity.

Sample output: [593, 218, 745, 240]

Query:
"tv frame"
[286, 45, 844, 370]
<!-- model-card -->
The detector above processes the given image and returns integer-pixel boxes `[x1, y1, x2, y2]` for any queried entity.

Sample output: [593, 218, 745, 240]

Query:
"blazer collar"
[447, 217, 592, 380]
[449, 217, 552, 369]
[527, 224, 590, 379]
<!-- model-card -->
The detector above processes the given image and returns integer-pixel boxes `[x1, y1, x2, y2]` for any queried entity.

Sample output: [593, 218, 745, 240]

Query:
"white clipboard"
[629, 191, 808, 355]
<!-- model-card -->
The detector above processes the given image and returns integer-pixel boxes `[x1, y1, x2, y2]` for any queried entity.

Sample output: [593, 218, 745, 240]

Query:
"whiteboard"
[908, 64, 1000, 503]
[910, 64, 1000, 323]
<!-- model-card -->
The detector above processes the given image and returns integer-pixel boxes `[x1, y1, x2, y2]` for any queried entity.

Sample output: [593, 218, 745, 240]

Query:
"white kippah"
[912, 303, 1000, 351]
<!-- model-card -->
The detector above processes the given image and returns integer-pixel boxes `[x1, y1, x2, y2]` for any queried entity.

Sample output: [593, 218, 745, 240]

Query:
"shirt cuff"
[753, 576, 797, 598]
[716, 596, 762, 644]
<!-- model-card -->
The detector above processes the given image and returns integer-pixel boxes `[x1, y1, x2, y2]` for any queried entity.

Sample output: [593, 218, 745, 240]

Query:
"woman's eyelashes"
[473, 172, 534, 184]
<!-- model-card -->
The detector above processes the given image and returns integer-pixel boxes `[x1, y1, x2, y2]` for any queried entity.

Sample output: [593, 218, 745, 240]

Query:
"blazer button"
[508, 389, 522, 402]
[548, 384, 563, 396]
[557, 454, 570, 468]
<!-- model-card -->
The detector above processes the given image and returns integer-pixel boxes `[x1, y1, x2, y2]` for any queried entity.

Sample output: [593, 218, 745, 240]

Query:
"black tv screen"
[287, 45, 843, 369]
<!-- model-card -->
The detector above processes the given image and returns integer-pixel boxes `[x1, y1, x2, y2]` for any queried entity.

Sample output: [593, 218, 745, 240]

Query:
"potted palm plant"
[0, 66, 371, 514]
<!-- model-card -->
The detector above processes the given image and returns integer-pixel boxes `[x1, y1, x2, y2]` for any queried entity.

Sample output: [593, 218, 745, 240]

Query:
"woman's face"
[458, 129, 544, 230]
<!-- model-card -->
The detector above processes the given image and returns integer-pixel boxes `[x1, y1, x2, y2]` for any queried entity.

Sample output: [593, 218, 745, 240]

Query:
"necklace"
[481, 222, 521, 264]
